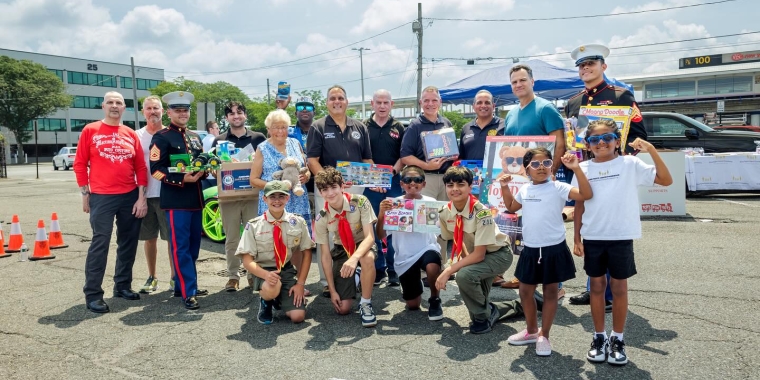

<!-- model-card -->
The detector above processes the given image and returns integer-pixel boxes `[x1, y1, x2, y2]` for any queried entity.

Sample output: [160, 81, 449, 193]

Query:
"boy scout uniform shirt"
[149, 123, 206, 210]
[438, 198, 509, 254]
[314, 193, 377, 247]
[235, 211, 315, 268]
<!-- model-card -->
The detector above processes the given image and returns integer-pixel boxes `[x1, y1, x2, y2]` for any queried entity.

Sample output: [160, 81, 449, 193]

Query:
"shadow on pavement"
[508, 350, 586, 379]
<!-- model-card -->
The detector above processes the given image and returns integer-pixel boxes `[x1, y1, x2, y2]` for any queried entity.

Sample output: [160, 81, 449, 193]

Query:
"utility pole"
[352, 47, 370, 118]
[130, 57, 140, 129]
[267, 79, 271, 105]
[413, 3, 423, 114]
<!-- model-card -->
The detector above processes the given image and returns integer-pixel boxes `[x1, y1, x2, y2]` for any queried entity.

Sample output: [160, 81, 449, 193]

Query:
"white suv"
[53, 147, 76, 170]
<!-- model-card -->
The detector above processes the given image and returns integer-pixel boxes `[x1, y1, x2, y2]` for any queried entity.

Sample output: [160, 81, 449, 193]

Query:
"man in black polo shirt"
[459, 89, 504, 160]
[363, 89, 405, 286]
[211, 101, 266, 292]
[306, 85, 373, 296]
[400, 86, 453, 201]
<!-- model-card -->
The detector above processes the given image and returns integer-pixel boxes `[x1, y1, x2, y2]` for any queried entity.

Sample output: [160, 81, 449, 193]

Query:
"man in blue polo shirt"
[400, 86, 453, 201]
[459, 89, 504, 160]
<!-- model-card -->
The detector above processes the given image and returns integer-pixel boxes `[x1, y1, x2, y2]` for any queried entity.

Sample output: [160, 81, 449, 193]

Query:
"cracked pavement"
[1, 164, 758, 379]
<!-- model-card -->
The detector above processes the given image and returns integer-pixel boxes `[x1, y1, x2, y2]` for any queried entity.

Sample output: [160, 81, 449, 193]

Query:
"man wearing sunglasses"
[565, 44, 648, 310]
[288, 96, 315, 151]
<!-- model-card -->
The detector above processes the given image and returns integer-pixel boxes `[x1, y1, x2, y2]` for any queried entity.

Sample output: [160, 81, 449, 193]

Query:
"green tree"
[0, 57, 71, 156]
[149, 77, 251, 129]
[442, 110, 468, 138]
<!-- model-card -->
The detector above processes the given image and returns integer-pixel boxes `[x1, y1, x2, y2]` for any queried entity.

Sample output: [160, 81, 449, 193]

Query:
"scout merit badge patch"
[150, 145, 161, 161]
[476, 209, 490, 219]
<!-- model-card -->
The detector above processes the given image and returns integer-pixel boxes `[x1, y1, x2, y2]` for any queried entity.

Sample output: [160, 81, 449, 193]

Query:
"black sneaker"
[428, 297, 443, 321]
[607, 336, 628, 366]
[257, 299, 274, 325]
[469, 319, 491, 334]
[272, 296, 282, 311]
[587, 334, 609, 363]
[374, 269, 387, 286]
[569, 291, 591, 305]
[183, 296, 199, 310]
[605, 300, 613, 313]
[387, 270, 400, 287]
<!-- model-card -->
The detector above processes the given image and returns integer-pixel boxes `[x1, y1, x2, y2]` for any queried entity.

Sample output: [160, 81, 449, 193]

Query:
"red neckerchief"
[325, 193, 355, 257]
[448, 194, 478, 261]
[264, 212, 287, 271]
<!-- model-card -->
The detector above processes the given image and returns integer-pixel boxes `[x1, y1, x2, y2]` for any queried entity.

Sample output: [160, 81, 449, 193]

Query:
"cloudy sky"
[1, 0, 758, 103]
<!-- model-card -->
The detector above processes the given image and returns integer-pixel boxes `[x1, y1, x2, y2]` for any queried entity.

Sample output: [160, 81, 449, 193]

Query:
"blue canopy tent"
[439, 59, 633, 107]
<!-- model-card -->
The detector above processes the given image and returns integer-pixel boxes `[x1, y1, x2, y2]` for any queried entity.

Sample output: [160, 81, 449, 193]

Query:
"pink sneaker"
[507, 329, 540, 346]
[535, 336, 552, 356]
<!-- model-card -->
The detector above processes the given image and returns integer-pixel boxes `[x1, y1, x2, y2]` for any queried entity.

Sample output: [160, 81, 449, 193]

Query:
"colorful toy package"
[383, 198, 413, 232]
[336, 161, 394, 188]
[411, 200, 447, 234]
[421, 127, 459, 161]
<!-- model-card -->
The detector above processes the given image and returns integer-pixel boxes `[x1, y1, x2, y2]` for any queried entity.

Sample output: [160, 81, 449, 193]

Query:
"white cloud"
[189, 0, 235, 15]
[351, 0, 515, 34]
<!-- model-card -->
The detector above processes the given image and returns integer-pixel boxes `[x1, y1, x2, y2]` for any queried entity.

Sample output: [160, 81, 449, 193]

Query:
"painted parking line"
[715, 198, 760, 208]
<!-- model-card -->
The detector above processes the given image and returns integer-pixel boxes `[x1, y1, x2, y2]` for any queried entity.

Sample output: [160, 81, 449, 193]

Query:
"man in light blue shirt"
[503, 64, 566, 175]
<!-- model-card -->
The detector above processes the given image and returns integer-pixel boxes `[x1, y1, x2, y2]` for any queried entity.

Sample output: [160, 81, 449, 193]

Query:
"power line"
[425, 0, 738, 22]
[429, 30, 760, 62]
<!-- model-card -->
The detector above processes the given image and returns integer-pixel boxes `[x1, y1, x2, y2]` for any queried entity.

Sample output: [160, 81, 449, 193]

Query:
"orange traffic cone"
[29, 219, 55, 261]
[6, 215, 24, 253]
[49, 213, 69, 249]
[0, 227, 9, 258]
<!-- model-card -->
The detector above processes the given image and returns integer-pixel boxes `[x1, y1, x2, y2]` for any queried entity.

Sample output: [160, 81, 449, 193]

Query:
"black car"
[642, 112, 760, 153]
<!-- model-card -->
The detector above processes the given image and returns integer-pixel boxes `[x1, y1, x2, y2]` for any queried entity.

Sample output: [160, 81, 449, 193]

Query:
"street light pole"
[352, 47, 370, 118]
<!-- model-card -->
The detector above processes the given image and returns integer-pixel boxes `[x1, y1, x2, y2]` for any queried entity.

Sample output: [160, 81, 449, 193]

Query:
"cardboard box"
[217, 162, 258, 200]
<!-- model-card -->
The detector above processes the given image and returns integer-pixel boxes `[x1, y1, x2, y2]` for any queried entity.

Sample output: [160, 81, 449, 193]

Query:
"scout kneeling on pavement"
[236, 180, 315, 324]
[435, 166, 513, 334]
[314, 167, 379, 327]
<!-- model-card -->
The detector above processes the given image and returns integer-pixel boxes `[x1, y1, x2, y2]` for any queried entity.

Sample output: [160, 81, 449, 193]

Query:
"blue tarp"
[439, 59, 633, 107]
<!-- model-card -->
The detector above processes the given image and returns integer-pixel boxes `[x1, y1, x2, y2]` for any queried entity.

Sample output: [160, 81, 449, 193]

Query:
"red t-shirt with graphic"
[74, 121, 148, 194]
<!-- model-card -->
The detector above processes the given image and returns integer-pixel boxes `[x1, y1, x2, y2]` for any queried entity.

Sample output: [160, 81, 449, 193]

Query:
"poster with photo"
[383, 198, 413, 232]
[411, 200, 448, 234]
[480, 135, 556, 255]
[336, 161, 394, 188]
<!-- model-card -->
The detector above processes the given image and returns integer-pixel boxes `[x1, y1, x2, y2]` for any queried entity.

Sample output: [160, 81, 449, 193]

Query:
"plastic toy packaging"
[421, 128, 459, 161]
[336, 161, 393, 188]
[277, 82, 290, 101]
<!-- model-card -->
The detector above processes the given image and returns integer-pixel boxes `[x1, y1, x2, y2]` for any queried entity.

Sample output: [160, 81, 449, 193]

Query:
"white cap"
[570, 44, 610, 66]
[162, 91, 195, 109]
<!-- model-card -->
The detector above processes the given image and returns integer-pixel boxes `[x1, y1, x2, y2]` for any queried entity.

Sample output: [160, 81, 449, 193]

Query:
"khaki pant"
[456, 246, 512, 321]
[313, 186, 365, 287]
[420, 173, 449, 201]
[219, 196, 258, 280]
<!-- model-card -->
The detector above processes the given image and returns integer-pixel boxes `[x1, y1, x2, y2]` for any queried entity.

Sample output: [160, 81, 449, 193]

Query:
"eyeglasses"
[400, 177, 424, 184]
[528, 159, 553, 169]
[505, 157, 523, 165]
[586, 133, 618, 145]
[296, 105, 314, 112]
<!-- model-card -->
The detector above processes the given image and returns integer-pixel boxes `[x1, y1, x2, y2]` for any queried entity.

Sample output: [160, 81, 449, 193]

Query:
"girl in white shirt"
[572, 119, 672, 366]
[499, 147, 592, 356]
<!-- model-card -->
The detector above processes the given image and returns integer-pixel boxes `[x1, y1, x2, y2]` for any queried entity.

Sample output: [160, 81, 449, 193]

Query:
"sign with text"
[679, 50, 760, 69]
[637, 152, 686, 216]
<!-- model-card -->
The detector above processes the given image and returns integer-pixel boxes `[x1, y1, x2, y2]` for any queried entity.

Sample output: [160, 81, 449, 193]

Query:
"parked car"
[52, 147, 76, 170]
[712, 125, 760, 133]
[642, 112, 760, 153]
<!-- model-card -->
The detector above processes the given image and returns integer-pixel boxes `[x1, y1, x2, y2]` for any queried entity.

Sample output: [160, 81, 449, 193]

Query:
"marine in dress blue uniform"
[149, 91, 208, 310]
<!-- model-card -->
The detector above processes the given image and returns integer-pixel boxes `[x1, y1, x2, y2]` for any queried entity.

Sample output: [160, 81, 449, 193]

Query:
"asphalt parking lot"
[1, 163, 758, 379]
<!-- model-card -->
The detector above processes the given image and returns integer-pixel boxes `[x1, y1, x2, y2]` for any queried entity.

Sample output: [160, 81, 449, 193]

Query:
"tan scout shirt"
[236, 210, 315, 268]
[439, 197, 509, 254]
[314, 193, 377, 246]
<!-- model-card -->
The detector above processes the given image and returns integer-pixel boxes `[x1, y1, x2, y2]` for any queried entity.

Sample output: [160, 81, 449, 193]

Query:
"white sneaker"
[508, 329, 540, 346]
[535, 336, 552, 356]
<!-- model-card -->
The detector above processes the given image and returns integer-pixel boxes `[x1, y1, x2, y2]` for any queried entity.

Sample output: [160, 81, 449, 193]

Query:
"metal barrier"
[0, 144, 6, 178]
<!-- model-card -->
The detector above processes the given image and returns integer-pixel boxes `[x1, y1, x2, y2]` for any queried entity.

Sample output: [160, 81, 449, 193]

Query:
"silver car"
[53, 147, 76, 170]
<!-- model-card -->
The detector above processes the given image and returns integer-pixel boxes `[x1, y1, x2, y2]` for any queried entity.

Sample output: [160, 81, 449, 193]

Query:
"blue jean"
[363, 174, 403, 274]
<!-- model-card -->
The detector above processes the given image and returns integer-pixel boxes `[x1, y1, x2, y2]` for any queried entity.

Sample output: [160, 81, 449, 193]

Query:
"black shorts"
[398, 250, 442, 301]
[514, 241, 576, 285]
[583, 239, 637, 280]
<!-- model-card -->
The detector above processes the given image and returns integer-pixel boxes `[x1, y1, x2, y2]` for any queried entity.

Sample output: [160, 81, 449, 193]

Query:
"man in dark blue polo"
[459, 90, 504, 160]
[363, 89, 405, 286]
[306, 85, 373, 297]
[400, 86, 453, 201]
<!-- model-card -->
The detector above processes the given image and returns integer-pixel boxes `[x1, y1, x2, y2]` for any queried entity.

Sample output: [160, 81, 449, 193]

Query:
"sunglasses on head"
[400, 176, 424, 184]
[528, 159, 553, 169]
[586, 133, 618, 145]
[296, 105, 314, 112]
[505, 157, 523, 165]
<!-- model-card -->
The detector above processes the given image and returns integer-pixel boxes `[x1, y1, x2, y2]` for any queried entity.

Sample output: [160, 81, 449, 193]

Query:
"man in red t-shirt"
[74, 91, 148, 314]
